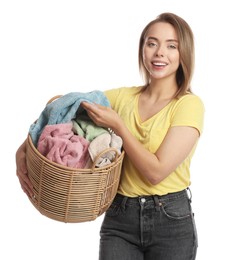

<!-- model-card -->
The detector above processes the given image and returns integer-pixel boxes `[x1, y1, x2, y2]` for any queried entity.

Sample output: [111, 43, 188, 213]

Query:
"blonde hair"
[138, 12, 195, 97]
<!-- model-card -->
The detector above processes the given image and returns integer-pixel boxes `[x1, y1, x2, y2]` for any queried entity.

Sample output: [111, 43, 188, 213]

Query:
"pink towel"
[37, 122, 90, 168]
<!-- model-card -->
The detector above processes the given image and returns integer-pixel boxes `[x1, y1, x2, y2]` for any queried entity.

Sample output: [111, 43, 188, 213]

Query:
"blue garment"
[29, 91, 110, 146]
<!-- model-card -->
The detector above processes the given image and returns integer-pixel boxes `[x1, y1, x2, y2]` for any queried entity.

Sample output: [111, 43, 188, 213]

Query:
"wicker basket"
[25, 95, 124, 223]
[26, 135, 124, 223]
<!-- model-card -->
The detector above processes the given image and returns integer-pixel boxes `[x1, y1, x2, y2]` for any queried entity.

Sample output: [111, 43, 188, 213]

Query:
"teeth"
[153, 62, 166, 66]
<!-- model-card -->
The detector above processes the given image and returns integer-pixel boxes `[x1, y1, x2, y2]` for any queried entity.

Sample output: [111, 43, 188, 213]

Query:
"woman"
[16, 12, 204, 260]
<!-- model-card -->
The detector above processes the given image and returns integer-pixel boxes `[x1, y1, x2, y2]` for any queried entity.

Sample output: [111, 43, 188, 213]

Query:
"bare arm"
[81, 102, 199, 185]
[16, 139, 34, 197]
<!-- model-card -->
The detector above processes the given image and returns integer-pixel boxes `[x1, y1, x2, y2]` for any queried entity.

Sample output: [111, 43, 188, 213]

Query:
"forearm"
[16, 139, 27, 156]
[112, 122, 168, 185]
[80, 101, 197, 185]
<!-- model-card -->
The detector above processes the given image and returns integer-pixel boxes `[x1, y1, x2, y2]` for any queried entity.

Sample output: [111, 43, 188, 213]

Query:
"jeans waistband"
[114, 189, 191, 209]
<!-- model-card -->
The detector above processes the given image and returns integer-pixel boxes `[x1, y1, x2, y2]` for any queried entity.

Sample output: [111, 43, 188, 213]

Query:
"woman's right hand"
[16, 140, 34, 198]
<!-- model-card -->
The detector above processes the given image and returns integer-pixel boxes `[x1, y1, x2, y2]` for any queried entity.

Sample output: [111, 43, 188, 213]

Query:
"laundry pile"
[29, 91, 123, 168]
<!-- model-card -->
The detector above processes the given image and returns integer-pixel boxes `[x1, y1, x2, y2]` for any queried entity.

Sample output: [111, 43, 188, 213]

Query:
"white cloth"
[88, 132, 123, 167]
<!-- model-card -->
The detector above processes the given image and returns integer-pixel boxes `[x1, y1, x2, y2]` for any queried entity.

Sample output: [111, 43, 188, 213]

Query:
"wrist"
[111, 118, 125, 136]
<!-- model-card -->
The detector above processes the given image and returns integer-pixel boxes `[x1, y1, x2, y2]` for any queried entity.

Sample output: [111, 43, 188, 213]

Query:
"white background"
[1, 0, 239, 259]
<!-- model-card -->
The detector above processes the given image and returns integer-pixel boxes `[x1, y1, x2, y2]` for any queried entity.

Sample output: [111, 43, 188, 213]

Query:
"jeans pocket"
[160, 196, 192, 220]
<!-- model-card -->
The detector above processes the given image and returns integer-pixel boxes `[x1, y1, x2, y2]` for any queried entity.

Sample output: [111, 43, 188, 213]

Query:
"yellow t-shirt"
[104, 86, 204, 197]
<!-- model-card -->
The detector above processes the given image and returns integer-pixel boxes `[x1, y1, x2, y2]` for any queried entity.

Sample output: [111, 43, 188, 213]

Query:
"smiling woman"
[15, 11, 203, 260]
[139, 13, 195, 98]
[142, 22, 180, 84]
[82, 14, 204, 260]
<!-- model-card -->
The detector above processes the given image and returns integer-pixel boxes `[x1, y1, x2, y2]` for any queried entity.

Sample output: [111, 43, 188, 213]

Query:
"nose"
[156, 46, 164, 57]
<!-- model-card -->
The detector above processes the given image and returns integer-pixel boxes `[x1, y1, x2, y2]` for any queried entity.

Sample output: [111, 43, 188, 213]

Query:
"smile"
[152, 62, 167, 67]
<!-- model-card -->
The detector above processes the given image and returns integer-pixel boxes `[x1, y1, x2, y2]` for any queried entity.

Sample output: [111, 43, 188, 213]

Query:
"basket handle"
[91, 147, 121, 170]
[46, 95, 63, 105]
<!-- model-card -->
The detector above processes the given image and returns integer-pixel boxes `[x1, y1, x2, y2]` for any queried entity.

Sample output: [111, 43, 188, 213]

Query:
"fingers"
[81, 102, 103, 124]
[17, 170, 34, 197]
[16, 163, 34, 198]
[81, 102, 114, 129]
[81, 102, 100, 113]
[16, 140, 34, 197]
[20, 178, 34, 198]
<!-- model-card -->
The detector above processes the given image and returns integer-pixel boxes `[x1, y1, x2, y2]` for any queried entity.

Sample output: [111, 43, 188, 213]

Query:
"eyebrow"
[147, 36, 178, 43]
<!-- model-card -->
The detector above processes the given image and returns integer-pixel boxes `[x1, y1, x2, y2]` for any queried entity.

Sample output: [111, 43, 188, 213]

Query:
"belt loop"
[153, 195, 160, 212]
[121, 196, 128, 210]
[187, 187, 192, 203]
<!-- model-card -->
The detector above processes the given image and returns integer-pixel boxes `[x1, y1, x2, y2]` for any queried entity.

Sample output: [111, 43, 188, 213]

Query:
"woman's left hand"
[81, 102, 122, 132]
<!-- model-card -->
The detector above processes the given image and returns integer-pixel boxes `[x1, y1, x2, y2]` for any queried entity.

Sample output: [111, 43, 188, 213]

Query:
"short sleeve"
[171, 94, 205, 135]
[104, 88, 121, 108]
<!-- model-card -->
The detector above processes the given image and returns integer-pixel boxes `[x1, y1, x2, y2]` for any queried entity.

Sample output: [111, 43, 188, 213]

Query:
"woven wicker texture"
[26, 135, 124, 223]
[25, 95, 124, 223]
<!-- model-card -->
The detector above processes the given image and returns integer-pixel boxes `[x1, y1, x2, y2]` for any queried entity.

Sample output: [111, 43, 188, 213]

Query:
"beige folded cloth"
[88, 132, 123, 167]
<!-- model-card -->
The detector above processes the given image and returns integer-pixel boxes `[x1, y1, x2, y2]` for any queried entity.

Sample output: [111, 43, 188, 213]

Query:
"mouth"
[152, 61, 168, 68]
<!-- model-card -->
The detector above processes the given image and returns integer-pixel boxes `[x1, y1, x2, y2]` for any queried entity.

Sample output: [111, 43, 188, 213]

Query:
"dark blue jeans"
[99, 189, 198, 260]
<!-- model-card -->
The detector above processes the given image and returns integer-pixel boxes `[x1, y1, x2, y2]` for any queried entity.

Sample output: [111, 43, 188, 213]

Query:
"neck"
[146, 78, 178, 100]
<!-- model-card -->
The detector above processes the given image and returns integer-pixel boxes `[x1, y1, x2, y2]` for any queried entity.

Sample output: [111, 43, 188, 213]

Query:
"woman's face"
[143, 22, 180, 82]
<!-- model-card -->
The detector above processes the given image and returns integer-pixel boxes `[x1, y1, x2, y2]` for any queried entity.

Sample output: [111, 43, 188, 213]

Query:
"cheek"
[142, 49, 152, 67]
[169, 54, 180, 68]
[142, 51, 148, 68]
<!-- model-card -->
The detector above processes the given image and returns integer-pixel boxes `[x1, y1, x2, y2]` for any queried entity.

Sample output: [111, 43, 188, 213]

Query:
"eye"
[147, 42, 157, 48]
[168, 44, 177, 49]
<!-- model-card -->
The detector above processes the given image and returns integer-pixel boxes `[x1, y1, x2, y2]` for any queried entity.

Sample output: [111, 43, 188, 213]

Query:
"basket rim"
[27, 134, 124, 173]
